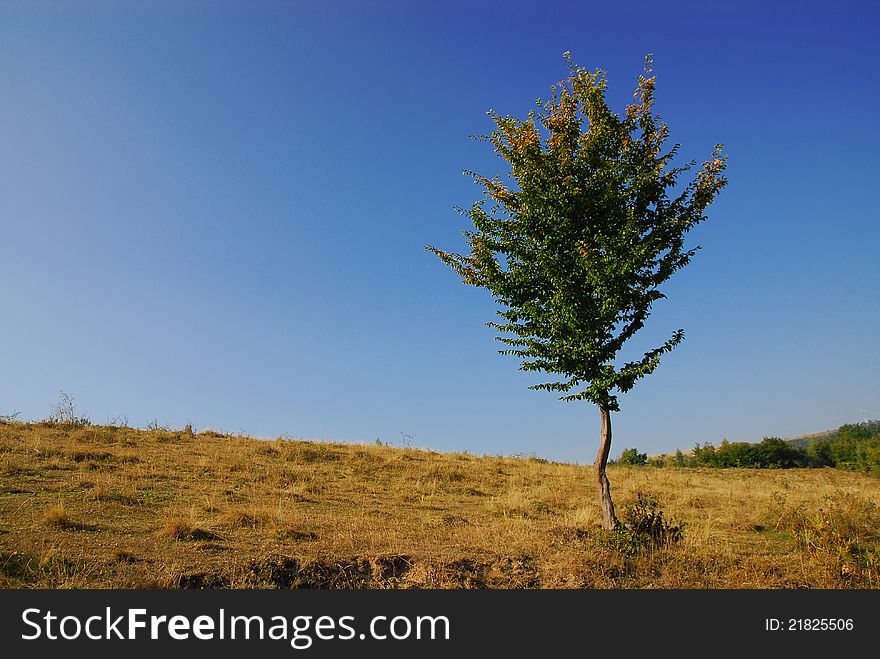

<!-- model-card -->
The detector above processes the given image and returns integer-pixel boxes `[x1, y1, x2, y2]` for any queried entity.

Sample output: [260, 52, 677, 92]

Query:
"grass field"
[1, 420, 878, 588]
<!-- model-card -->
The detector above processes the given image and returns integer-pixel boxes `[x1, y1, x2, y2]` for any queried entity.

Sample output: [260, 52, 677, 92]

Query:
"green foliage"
[673, 448, 688, 467]
[677, 421, 880, 477]
[691, 437, 810, 469]
[806, 439, 835, 467]
[599, 492, 684, 556]
[617, 447, 647, 465]
[428, 54, 727, 413]
[837, 422, 879, 442]
[753, 437, 807, 468]
[819, 423, 880, 474]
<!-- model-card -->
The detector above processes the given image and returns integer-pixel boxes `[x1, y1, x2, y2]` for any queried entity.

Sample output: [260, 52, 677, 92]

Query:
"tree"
[427, 54, 727, 529]
[674, 449, 688, 467]
[619, 447, 648, 466]
[806, 438, 835, 467]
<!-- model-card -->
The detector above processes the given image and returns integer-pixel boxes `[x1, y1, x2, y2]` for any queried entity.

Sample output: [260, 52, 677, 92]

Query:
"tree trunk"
[595, 406, 618, 530]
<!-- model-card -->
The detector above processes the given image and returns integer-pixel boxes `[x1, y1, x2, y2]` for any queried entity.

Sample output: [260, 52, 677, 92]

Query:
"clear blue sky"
[2, 1, 878, 463]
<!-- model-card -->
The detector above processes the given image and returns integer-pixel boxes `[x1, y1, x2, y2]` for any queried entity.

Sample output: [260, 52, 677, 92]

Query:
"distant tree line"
[614, 421, 880, 476]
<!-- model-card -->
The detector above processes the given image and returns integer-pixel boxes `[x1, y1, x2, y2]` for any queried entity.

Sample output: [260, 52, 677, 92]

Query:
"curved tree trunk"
[595, 406, 618, 530]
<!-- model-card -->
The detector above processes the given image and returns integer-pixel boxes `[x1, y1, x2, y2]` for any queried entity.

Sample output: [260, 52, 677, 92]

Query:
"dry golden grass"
[1, 419, 878, 589]
[41, 502, 68, 527]
[156, 516, 222, 542]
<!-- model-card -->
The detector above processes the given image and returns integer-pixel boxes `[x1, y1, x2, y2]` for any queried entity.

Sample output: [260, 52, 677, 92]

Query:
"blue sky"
[1, 1, 878, 463]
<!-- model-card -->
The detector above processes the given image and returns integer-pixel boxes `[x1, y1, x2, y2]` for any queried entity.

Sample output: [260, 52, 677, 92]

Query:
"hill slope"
[784, 429, 836, 450]
[1, 420, 878, 588]
[784, 419, 880, 450]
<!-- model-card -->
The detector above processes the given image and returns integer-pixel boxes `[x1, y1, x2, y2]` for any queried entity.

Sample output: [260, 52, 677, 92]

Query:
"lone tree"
[428, 55, 727, 529]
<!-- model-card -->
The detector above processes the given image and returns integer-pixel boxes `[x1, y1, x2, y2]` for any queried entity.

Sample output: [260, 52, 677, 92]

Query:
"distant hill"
[784, 419, 880, 450]
[784, 428, 837, 450]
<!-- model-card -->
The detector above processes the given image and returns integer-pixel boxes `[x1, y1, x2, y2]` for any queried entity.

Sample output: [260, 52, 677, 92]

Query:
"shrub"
[618, 448, 647, 466]
[599, 492, 684, 556]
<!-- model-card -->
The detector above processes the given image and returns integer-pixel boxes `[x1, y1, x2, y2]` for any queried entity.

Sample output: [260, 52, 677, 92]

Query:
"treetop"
[428, 55, 727, 411]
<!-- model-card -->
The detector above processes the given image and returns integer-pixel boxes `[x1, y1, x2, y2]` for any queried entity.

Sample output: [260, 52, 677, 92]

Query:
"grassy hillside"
[1, 420, 879, 589]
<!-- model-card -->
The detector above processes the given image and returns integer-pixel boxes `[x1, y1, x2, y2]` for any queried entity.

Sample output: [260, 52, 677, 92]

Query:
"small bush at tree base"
[598, 492, 684, 556]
